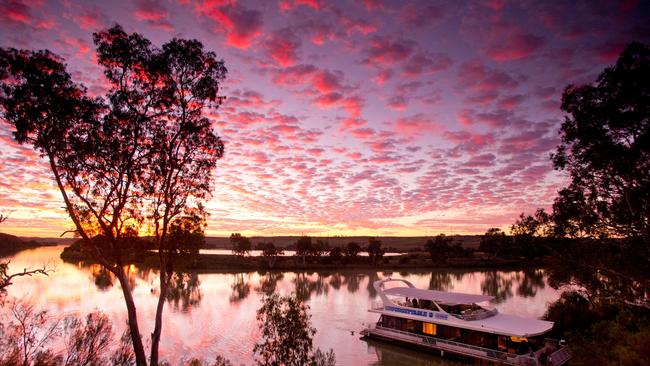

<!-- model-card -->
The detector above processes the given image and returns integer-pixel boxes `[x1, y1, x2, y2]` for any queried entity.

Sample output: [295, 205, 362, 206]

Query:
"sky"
[1, 0, 649, 238]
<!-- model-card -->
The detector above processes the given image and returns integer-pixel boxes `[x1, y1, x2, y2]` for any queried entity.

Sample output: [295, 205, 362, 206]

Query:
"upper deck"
[372, 278, 554, 338]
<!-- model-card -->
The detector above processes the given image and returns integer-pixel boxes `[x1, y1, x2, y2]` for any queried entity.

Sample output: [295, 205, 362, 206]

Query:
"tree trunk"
[114, 268, 148, 366]
[149, 270, 169, 366]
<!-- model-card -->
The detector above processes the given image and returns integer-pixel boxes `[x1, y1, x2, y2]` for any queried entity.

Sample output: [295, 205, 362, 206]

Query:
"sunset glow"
[1, 0, 648, 237]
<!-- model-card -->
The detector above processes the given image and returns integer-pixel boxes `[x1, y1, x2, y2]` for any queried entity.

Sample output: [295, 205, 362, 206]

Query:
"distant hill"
[0, 232, 60, 258]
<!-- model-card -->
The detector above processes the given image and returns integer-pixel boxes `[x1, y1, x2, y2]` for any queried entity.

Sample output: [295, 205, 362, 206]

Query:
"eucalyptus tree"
[0, 24, 226, 366]
[552, 42, 650, 247]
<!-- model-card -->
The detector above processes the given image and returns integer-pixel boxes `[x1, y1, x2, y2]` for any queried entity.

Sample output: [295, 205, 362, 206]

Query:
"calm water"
[3, 246, 563, 365]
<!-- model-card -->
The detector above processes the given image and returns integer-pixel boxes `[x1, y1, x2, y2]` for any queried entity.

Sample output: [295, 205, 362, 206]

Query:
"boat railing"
[372, 325, 541, 365]
[450, 307, 499, 321]
[370, 300, 385, 311]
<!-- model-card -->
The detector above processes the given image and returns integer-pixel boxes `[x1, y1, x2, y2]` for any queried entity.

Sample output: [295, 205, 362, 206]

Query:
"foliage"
[344, 242, 361, 257]
[544, 291, 650, 365]
[230, 233, 252, 257]
[510, 209, 551, 237]
[62, 311, 113, 366]
[551, 42, 650, 246]
[366, 238, 384, 264]
[253, 294, 335, 366]
[110, 330, 136, 366]
[424, 234, 469, 263]
[0, 23, 226, 365]
[0, 301, 60, 366]
[257, 242, 284, 269]
[167, 215, 206, 256]
[312, 240, 328, 257]
[328, 247, 342, 262]
[478, 228, 512, 257]
[181, 356, 233, 366]
[295, 236, 312, 264]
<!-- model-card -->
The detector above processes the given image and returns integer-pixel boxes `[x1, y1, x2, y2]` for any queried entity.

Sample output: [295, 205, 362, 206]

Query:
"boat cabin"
[363, 278, 571, 366]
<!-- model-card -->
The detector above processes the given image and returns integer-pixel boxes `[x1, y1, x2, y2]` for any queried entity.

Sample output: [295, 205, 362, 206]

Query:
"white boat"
[361, 278, 571, 365]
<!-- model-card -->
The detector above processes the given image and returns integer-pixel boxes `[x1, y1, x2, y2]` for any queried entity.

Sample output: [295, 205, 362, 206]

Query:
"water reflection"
[91, 266, 114, 291]
[294, 272, 329, 301]
[516, 269, 545, 298]
[480, 271, 514, 303]
[3, 246, 563, 365]
[428, 271, 453, 291]
[166, 272, 202, 311]
[344, 272, 362, 294]
[229, 273, 251, 303]
[256, 272, 284, 295]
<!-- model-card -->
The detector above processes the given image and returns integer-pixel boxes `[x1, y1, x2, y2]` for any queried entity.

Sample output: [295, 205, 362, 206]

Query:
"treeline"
[230, 234, 388, 266]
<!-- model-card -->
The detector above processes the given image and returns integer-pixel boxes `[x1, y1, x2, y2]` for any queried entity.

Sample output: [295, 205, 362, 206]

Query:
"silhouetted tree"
[509, 209, 551, 259]
[328, 247, 342, 262]
[425, 234, 453, 263]
[344, 242, 361, 258]
[312, 239, 328, 257]
[257, 242, 284, 269]
[551, 42, 650, 248]
[295, 236, 313, 265]
[230, 233, 252, 257]
[253, 294, 335, 366]
[0, 300, 60, 365]
[366, 238, 385, 264]
[61, 311, 113, 366]
[479, 228, 512, 258]
[0, 23, 226, 366]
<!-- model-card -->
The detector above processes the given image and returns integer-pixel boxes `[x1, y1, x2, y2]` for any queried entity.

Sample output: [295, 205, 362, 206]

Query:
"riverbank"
[60, 244, 540, 272]
[0, 233, 61, 258]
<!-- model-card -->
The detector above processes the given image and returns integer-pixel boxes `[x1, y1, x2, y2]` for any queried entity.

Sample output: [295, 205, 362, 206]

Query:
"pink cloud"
[461, 153, 496, 168]
[395, 114, 440, 136]
[194, 1, 263, 49]
[227, 89, 281, 109]
[270, 64, 317, 86]
[444, 130, 496, 153]
[67, 5, 107, 30]
[314, 92, 343, 108]
[279, 0, 324, 11]
[312, 69, 344, 94]
[350, 128, 375, 139]
[458, 59, 519, 105]
[363, 36, 415, 67]
[400, 4, 445, 27]
[0, 0, 54, 30]
[265, 28, 301, 66]
[592, 41, 628, 63]
[497, 94, 526, 110]
[0, 0, 31, 25]
[372, 69, 393, 85]
[386, 95, 407, 111]
[484, 33, 545, 62]
[134, 0, 174, 31]
[403, 51, 453, 77]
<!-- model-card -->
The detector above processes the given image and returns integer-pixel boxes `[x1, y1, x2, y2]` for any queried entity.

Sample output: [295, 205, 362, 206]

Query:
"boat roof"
[472, 313, 554, 337]
[383, 287, 494, 305]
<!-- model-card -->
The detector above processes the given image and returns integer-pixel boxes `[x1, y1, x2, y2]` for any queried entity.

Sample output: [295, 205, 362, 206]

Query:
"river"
[2, 246, 564, 365]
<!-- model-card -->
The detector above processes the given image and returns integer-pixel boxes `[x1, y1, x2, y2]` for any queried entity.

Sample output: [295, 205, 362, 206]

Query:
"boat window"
[422, 322, 436, 335]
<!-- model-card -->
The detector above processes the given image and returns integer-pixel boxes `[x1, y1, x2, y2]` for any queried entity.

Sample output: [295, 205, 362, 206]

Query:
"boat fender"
[440, 350, 444, 357]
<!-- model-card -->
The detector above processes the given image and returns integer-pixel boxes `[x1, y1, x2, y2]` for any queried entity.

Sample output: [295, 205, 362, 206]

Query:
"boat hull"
[362, 326, 546, 366]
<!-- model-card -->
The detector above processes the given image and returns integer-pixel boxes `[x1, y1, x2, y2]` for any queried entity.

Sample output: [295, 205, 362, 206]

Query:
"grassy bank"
[60, 245, 536, 272]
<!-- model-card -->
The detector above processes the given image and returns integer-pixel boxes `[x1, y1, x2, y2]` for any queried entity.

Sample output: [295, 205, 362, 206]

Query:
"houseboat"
[361, 278, 571, 365]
